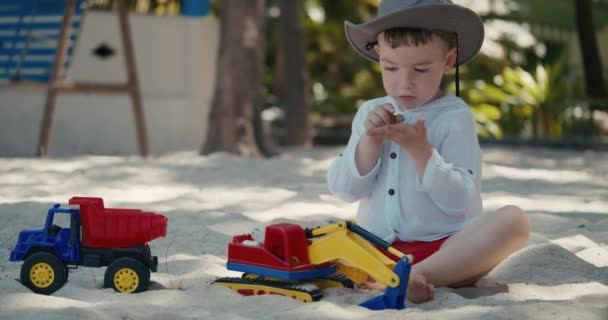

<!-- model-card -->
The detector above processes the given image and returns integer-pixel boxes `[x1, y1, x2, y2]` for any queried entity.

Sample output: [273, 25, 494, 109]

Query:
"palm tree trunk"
[201, 0, 269, 156]
[279, 0, 311, 146]
[574, 0, 607, 99]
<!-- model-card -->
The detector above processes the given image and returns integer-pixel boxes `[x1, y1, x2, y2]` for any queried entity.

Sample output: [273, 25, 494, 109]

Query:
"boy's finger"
[367, 126, 390, 139]
[394, 115, 405, 123]
[381, 103, 395, 114]
[379, 111, 393, 125]
[416, 118, 427, 132]
[369, 108, 387, 124]
[379, 106, 395, 124]
[369, 113, 385, 127]
[369, 124, 402, 140]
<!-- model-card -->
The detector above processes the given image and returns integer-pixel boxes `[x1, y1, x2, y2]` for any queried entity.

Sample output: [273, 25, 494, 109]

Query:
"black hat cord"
[455, 34, 460, 97]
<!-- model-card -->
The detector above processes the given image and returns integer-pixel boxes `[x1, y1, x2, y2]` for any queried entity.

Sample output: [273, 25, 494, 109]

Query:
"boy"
[327, 0, 530, 303]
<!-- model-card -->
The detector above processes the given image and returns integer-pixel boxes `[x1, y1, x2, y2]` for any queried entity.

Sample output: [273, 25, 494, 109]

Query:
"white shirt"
[327, 93, 483, 243]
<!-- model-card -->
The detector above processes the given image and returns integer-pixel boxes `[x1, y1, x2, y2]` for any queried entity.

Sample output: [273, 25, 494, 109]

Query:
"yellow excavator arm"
[306, 221, 412, 288]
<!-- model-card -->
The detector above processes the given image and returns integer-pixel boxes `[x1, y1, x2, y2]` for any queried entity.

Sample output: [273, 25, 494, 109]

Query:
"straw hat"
[345, 0, 484, 66]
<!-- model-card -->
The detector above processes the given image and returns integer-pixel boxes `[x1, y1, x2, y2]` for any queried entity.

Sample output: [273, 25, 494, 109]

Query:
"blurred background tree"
[200, 0, 270, 156]
[278, 0, 311, 146]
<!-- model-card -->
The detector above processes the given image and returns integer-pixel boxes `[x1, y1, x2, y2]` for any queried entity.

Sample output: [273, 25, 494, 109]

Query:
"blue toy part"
[359, 257, 411, 310]
[180, 0, 209, 17]
[227, 262, 337, 280]
[9, 203, 81, 263]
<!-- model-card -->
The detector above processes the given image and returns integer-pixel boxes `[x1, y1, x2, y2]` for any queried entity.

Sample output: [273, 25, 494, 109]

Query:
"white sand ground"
[0, 145, 606, 320]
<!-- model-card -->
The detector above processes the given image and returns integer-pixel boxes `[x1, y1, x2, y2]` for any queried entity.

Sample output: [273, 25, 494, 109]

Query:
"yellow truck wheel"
[20, 252, 67, 295]
[104, 258, 149, 293]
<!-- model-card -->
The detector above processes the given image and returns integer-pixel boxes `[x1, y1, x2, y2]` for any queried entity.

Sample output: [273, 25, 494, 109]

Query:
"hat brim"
[345, 4, 484, 65]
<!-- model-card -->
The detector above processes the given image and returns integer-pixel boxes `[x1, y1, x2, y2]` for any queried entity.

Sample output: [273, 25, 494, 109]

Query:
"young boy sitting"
[327, 0, 530, 303]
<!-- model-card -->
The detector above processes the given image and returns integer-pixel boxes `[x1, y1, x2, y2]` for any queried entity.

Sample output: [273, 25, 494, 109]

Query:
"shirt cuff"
[344, 136, 381, 181]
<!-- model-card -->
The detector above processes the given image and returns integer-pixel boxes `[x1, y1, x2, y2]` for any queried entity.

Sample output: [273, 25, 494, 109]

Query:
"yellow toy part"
[307, 221, 412, 288]
[103, 257, 149, 294]
[20, 252, 67, 295]
[113, 267, 140, 293]
[29, 262, 55, 288]
[212, 277, 322, 303]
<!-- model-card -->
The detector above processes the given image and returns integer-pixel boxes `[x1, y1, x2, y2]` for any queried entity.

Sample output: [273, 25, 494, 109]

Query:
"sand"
[0, 145, 606, 319]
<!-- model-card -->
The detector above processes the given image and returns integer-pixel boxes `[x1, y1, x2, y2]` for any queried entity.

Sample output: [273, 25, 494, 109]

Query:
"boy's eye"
[415, 68, 429, 73]
[384, 66, 397, 72]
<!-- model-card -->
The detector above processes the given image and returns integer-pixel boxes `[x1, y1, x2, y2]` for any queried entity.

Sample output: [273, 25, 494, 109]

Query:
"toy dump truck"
[9, 197, 168, 295]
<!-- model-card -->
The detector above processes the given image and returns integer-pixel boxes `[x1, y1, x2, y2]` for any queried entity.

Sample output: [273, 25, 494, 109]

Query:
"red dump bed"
[69, 197, 168, 249]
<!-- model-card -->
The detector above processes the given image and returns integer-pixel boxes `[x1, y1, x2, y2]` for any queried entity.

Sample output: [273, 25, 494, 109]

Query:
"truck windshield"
[52, 212, 71, 229]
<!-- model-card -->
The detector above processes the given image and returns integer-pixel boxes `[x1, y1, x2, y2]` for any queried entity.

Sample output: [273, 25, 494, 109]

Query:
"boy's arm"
[327, 103, 382, 202]
[416, 111, 482, 217]
[355, 134, 383, 175]
[356, 102, 402, 174]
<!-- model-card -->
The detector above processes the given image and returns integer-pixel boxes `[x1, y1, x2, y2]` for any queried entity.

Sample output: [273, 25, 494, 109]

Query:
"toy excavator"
[212, 221, 413, 310]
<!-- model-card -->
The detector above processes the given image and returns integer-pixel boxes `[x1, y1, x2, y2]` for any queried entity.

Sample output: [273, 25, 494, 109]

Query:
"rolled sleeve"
[327, 103, 381, 201]
[415, 149, 477, 216]
[415, 112, 481, 217]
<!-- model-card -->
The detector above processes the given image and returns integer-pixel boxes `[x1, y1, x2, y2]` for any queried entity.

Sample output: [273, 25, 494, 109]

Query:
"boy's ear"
[443, 48, 457, 74]
[373, 43, 381, 55]
[374, 33, 383, 55]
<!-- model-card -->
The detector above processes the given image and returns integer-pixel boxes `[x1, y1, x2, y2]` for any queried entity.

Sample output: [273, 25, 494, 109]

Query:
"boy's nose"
[400, 73, 414, 89]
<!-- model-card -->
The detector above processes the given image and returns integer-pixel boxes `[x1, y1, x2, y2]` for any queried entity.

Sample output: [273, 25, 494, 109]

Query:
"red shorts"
[381, 236, 450, 265]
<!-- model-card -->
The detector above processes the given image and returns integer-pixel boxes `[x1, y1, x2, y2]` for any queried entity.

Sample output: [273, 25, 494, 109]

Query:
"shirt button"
[390, 152, 397, 159]
[388, 189, 395, 195]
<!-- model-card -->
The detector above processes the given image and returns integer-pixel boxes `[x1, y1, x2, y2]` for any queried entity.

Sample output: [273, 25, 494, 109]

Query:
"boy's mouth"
[395, 95, 418, 109]
[398, 95, 416, 102]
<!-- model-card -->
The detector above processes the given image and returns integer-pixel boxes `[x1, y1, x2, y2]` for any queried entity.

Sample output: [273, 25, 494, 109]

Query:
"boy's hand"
[364, 104, 405, 144]
[368, 118, 433, 159]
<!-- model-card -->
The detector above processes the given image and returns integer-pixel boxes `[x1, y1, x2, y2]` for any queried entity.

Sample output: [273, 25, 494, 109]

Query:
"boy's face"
[374, 34, 456, 110]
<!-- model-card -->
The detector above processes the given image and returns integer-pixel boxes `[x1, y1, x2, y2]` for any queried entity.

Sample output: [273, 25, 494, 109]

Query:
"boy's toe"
[407, 274, 435, 303]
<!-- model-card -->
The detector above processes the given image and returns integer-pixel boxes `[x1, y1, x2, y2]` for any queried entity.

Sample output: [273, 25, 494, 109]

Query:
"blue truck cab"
[10, 203, 81, 264]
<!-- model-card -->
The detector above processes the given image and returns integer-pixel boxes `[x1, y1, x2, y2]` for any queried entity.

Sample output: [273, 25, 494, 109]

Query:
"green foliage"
[212, 0, 606, 141]
[457, 55, 570, 138]
[304, 0, 383, 115]
[262, 0, 382, 117]
[507, 0, 608, 30]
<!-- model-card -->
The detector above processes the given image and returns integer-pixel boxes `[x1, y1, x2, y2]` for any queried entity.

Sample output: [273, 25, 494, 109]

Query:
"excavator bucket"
[359, 257, 411, 310]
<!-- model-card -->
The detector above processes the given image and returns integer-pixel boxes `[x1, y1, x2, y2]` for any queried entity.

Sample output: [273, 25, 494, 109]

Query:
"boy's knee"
[498, 205, 530, 240]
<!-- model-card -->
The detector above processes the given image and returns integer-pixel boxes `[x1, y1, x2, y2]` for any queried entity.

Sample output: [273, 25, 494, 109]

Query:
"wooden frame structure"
[37, 0, 149, 157]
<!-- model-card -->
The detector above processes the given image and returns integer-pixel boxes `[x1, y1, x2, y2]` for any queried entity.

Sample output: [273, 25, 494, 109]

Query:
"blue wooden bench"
[0, 0, 149, 157]
[0, 0, 83, 83]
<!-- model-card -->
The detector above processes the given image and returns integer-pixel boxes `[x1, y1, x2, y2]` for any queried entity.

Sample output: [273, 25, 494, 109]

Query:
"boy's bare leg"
[407, 205, 530, 303]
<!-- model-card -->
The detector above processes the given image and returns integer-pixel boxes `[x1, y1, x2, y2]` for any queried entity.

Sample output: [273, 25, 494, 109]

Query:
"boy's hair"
[380, 27, 457, 51]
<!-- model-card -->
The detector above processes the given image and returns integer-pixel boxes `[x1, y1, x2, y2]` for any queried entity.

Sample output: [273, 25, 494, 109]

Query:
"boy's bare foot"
[358, 280, 387, 291]
[359, 274, 435, 303]
[407, 273, 435, 303]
